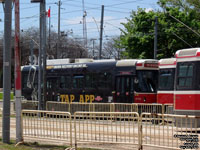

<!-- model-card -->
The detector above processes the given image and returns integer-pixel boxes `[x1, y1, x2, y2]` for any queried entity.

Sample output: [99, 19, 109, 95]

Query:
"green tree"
[117, 7, 200, 59]
[158, 0, 200, 13]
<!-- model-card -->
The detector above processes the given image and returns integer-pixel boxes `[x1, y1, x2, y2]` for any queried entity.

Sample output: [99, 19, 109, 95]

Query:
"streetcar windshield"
[135, 70, 157, 92]
[158, 68, 175, 90]
[176, 62, 194, 90]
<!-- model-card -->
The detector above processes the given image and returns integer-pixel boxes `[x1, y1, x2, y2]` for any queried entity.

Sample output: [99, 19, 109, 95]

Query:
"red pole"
[15, 0, 21, 90]
[15, 0, 22, 143]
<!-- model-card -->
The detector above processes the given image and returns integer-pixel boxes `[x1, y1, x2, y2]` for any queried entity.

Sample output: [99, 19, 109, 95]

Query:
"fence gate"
[74, 112, 141, 149]
[22, 110, 72, 147]
[141, 113, 200, 150]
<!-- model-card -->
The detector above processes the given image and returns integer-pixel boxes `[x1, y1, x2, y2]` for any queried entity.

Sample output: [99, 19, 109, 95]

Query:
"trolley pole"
[15, 0, 23, 143]
[154, 16, 158, 59]
[99, 5, 104, 60]
[2, 0, 12, 143]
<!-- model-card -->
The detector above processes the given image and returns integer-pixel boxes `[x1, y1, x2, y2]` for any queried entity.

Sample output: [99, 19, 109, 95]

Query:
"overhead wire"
[0, 0, 151, 38]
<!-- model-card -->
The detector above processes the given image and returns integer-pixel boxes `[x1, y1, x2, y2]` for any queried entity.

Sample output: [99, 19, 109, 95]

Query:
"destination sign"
[46, 64, 88, 69]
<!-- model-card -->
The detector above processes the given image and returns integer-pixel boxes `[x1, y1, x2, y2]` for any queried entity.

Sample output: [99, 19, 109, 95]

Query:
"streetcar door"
[47, 77, 58, 101]
[115, 76, 134, 103]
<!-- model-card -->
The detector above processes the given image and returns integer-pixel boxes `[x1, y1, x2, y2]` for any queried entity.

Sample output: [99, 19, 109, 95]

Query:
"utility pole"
[2, 0, 12, 143]
[48, 6, 51, 52]
[38, 2, 42, 110]
[99, 5, 104, 60]
[38, 0, 46, 110]
[90, 38, 96, 58]
[154, 16, 158, 59]
[30, 40, 34, 65]
[31, 0, 46, 111]
[15, 0, 23, 143]
[56, 0, 61, 59]
[42, 0, 47, 110]
[82, 0, 87, 50]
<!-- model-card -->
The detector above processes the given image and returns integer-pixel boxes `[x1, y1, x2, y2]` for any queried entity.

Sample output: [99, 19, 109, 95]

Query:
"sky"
[0, 0, 160, 40]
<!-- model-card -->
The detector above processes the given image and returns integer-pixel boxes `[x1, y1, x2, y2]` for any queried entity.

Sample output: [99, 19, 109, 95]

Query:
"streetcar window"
[98, 72, 112, 88]
[98, 73, 105, 88]
[177, 63, 194, 89]
[60, 76, 65, 88]
[125, 77, 130, 91]
[105, 73, 112, 88]
[158, 69, 174, 90]
[116, 77, 120, 91]
[135, 71, 157, 92]
[130, 77, 134, 92]
[73, 75, 84, 88]
[121, 77, 125, 93]
[66, 76, 71, 88]
[85, 74, 93, 88]
[47, 78, 59, 89]
[60, 76, 71, 89]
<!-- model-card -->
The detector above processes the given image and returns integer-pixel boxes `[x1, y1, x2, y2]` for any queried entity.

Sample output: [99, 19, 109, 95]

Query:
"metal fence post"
[69, 113, 72, 148]
[45, 101, 48, 110]
[162, 104, 165, 124]
[21, 111, 24, 142]
[74, 112, 77, 150]
[138, 114, 143, 150]
[111, 103, 114, 112]
[69, 103, 71, 114]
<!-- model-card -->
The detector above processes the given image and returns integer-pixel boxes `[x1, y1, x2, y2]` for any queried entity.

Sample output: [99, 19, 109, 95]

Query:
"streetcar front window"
[135, 71, 157, 93]
[158, 69, 174, 90]
[177, 63, 194, 89]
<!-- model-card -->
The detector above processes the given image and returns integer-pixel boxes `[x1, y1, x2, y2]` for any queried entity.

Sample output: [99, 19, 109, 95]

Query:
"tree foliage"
[158, 0, 200, 13]
[117, 6, 200, 59]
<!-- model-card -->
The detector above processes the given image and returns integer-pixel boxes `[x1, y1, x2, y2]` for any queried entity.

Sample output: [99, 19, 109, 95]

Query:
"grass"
[0, 140, 99, 150]
[0, 92, 14, 100]
[0, 140, 68, 150]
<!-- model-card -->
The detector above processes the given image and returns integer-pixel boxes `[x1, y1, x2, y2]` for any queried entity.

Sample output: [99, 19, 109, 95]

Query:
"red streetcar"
[157, 58, 176, 104]
[175, 48, 200, 116]
[114, 59, 158, 103]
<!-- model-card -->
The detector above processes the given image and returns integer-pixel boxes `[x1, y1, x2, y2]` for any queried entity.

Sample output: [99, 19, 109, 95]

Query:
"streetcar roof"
[116, 59, 137, 67]
[159, 58, 176, 68]
[175, 48, 200, 58]
[47, 59, 71, 65]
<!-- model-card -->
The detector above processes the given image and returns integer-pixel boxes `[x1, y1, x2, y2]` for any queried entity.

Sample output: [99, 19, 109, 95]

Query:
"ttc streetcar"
[21, 59, 158, 103]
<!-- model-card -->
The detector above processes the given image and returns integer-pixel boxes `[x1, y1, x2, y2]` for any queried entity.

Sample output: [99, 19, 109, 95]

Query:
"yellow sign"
[60, 94, 95, 103]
